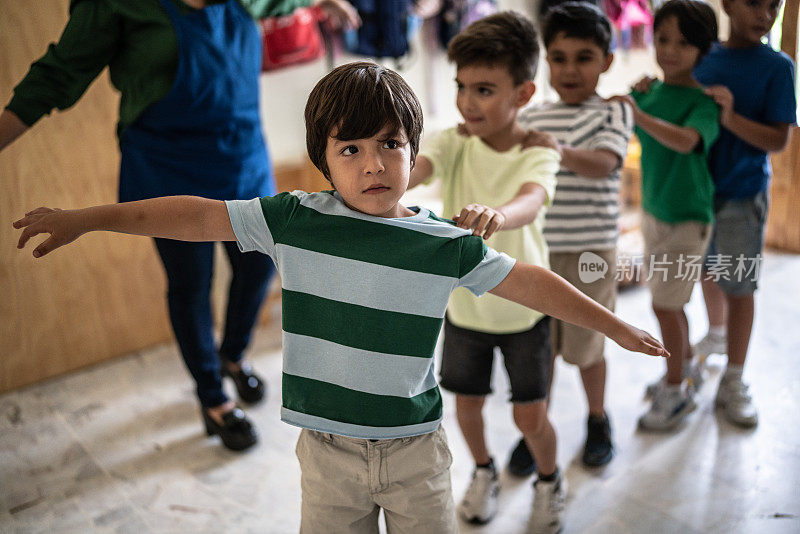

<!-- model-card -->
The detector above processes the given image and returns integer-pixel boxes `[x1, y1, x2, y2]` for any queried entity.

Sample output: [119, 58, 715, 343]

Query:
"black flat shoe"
[222, 361, 266, 404]
[507, 437, 537, 477]
[202, 407, 258, 451]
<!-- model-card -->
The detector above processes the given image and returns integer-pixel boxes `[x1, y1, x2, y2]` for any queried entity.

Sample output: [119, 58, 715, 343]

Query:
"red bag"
[260, 6, 326, 72]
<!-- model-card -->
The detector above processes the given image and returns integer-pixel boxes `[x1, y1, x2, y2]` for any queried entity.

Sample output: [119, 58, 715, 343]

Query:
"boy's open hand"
[13, 207, 84, 258]
[610, 321, 669, 358]
[453, 204, 506, 240]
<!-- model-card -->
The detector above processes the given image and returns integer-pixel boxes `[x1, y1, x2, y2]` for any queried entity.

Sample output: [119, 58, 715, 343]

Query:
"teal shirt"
[632, 81, 719, 224]
[5, 0, 308, 139]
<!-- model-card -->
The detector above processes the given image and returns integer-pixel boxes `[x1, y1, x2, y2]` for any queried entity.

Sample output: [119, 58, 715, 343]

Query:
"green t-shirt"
[420, 127, 560, 334]
[632, 81, 719, 224]
[5, 0, 306, 139]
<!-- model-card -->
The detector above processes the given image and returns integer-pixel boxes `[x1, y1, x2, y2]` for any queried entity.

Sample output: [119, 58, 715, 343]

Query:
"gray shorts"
[704, 191, 768, 296]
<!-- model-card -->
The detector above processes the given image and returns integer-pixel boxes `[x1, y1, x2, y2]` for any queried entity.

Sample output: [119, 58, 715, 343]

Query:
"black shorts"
[439, 316, 551, 403]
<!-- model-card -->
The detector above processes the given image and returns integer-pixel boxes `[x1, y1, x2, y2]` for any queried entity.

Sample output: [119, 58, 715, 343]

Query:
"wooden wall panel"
[766, 1, 800, 252]
[1, 1, 171, 393]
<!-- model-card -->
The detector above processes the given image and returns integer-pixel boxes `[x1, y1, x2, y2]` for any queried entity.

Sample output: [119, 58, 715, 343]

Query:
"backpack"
[438, 0, 498, 48]
[345, 0, 414, 58]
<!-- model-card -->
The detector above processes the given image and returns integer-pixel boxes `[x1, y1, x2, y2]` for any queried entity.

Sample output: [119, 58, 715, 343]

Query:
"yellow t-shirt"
[420, 128, 560, 334]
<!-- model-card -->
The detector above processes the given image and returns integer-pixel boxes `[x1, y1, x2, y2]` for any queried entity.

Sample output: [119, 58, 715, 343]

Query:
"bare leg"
[727, 294, 754, 367]
[701, 276, 728, 329]
[579, 358, 607, 417]
[653, 306, 690, 385]
[513, 402, 557, 475]
[456, 395, 491, 465]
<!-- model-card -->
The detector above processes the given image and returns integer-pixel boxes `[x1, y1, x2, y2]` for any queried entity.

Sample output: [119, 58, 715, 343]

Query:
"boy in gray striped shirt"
[15, 61, 663, 533]
[516, 2, 635, 471]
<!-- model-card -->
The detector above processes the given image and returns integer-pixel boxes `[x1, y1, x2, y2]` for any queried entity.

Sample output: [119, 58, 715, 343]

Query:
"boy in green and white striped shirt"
[15, 61, 667, 533]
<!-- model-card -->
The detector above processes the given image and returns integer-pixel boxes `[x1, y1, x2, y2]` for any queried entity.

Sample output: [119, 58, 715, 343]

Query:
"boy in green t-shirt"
[15, 61, 667, 533]
[408, 12, 571, 532]
[611, 0, 719, 431]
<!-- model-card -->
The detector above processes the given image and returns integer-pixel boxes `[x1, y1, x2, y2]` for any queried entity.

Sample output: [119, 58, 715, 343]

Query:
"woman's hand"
[315, 0, 361, 30]
[13, 207, 86, 258]
[453, 204, 507, 240]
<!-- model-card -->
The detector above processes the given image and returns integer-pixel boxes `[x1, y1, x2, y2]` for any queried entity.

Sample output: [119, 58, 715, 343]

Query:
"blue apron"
[119, 0, 275, 202]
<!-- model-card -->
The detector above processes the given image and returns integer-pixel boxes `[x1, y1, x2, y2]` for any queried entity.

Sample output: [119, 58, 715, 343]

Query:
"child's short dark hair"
[654, 0, 718, 57]
[305, 61, 423, 181]
[542, 1, 613, 56]
[447, 11, 540, 85]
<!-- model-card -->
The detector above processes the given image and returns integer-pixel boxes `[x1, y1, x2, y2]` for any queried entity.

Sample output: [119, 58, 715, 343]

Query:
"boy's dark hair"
[542, 1, 613, 55]
[305, 61, 423, 181]
[654, 0, 718, 57]
[446, 11, 540, 85]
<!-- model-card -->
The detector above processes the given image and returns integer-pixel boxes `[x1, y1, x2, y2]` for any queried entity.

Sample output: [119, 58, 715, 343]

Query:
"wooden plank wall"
[0, 1, 329, 393]
[765, 0, 800, 253]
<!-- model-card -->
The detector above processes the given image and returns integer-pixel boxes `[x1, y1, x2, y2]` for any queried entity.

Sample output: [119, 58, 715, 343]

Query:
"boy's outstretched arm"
[13, 196, 235, 258]
[490, 262, 668, 358]
[559, 147, 620, 178]
[609, 95, 700, 154]
[704, 85, 791, 153]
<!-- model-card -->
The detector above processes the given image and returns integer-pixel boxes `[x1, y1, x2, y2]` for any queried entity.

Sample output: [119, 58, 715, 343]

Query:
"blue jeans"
[154, 238, 275, 407]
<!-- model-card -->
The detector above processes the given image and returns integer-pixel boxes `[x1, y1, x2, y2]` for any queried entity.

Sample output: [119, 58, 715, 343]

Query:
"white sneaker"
[644, 357, 705, 398]
[458, 463, 499, 524]
[716, 376, 758, 427]
[638, 384, 697, 431]
[693, 331, 727, 357]
[529, 473, 567, 534]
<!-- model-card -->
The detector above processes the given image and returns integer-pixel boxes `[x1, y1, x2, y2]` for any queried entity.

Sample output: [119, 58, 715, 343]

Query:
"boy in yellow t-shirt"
[408, 12, 566, 533]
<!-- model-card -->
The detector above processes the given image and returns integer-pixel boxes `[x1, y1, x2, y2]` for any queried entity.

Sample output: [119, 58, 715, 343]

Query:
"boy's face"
[546, 33, 612, 105]
[724, 0, 782, 45]
[654, 15, 701, 80]
[324, 124, 413, 218]
[455, 64, 535, 142]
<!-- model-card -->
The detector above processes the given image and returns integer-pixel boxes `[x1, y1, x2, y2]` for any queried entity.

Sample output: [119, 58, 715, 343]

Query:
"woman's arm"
[0, 110, 29, 152]
[490, 262, 668, 357]
[14, 196, 236, 258]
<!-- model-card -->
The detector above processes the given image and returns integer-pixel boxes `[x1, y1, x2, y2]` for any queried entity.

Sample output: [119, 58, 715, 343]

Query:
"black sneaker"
[582, 413, 613, 467]
[507, 437, 536, 477]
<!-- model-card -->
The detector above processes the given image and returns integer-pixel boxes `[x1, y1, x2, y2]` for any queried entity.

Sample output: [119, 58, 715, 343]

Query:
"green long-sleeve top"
[6, 0, 308, 139]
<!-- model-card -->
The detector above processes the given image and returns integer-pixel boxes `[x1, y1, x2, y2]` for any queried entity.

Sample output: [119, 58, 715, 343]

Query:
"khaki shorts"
[641, 212, 712, 310]
[296, 426, 457, 534]
[550, 249, 617, 369]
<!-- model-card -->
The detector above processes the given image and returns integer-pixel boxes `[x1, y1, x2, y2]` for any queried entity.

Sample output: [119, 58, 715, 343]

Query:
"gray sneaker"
[644, 357, 705, 398]
[638, 383, 697, 431]
[716, 376, 758, 427]
[529, 473, 567, 534]
[458, 462, 499, 524]
[693, 331, 727, 357]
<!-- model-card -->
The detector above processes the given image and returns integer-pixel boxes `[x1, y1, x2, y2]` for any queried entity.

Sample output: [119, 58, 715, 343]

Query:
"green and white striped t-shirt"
[226, 191, 516, 439]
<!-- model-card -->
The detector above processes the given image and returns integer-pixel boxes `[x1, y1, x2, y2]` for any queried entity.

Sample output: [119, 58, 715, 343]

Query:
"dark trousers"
[154, 238, 275, 408]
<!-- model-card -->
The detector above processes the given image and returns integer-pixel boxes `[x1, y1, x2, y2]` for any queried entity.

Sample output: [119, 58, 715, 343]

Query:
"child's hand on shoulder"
[704, 85, 734, 127]
[610, 321, 669, 359]
[608, 94, 639, 114]
[521, 129, 560, 155]
[453, 204, 506, 240]
[13, 206, 84, 258]
[632, 75, 658, 93]
[456, 122, 470, 137]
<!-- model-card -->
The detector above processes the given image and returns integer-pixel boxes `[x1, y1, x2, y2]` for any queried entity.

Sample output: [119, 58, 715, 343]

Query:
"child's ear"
[602, 53, 614, 74]
[516, 81, 536, 107]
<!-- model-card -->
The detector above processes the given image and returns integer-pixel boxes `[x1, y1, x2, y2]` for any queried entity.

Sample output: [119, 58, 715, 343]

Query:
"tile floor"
[2, 250, 799, 533]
